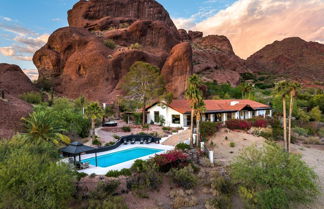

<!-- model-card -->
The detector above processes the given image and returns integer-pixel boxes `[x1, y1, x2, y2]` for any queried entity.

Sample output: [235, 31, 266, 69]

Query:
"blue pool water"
[82, 147, 164, 167]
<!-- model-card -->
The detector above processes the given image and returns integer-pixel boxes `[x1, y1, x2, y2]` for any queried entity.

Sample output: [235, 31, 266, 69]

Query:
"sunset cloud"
[175, 0, 324, 59]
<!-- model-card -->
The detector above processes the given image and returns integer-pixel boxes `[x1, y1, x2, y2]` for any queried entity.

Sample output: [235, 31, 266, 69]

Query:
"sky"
[0, 0, 323, 80]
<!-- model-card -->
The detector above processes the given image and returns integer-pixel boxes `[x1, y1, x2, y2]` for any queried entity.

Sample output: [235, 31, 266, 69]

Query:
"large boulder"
[161, 42, 193, 98]
[246, 37, 324, 83]
[0, 63, 37, 97]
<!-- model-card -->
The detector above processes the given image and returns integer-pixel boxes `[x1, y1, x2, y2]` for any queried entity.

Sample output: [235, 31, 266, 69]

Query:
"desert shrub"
[106, 169, 131, 177]
[230, 143, 319, 209]
[129, 42, 142, 49]
[20, 92, 42, 104]
[112, 134, 120, 139]
[206, 195, 232, 209]
[127, 161, 162, 190]
[226, 119, 252, 130]
[75, 172, 88, 181]
[175, 143, 191, 151]
[293, 127, 309, 137]
[309, 106, 322, 121]
[105, 142, 115, 146]
[170, 165, 198, 189]
[153, 150, 189, 172]
[200, 121, 222, 137]
[88, 196, 128, 209]
[104, 39, 116, 49]
[0, 139, 75, 209]
[121, 126, 131, 132]
[318, 127, 324, 137]
[92, 139, 102, 146]
[162, 126, 171, 131]
[142, 124, 149, 129]
[119, 22, 129, 28]
[35, 78, 52, 91]
[229, 142, 235, 147]
[303, 136, 321, 145]
[90, 181, 120, 200]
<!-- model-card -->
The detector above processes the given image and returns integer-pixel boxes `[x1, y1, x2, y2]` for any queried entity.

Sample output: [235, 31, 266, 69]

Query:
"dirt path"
[162, 129, 191, 146]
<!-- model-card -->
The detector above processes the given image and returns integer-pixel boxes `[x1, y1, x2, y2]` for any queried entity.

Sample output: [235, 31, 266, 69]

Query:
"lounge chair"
[123, 139, 128, 145]
[131, 138, 136, 144]
[140, 138, 144, 144]
[81, 162, 89, 169]
[146, 137, 152, 144]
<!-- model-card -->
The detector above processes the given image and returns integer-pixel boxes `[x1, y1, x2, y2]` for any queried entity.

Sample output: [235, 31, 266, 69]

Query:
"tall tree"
[286, 81, 301, 152]
[122, 61, 165, 126]
[22, 111, 70, 145]
[185, 74, 205, 147]
[195, 99, 206, 147]
[274, 80, 290, 152]
[240, 82, 254, 99]
[85, 102, 104, 142]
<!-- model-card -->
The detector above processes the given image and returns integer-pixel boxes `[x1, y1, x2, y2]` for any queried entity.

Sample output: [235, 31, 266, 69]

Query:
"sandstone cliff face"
[246, 37, 324, 83]
[0, 64, 34, 139]
[33, 0, 188, 102]
[190, 33, 250, 85]
[161, 42, 193, 98]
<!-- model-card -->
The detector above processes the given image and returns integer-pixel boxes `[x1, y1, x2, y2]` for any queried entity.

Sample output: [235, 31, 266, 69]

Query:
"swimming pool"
[82, 147, 163, 167]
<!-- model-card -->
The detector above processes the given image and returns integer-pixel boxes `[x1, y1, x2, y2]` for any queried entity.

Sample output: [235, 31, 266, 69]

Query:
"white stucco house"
[146, 99, 272, 128]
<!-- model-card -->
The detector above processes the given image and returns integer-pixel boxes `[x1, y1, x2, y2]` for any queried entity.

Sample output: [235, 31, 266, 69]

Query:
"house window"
[154, 111, 160, 122]
[266, 110, 271, 116]
[172, 115, 180, 124]
[227, 112, 233, 120]
[216, 113, 222, 121]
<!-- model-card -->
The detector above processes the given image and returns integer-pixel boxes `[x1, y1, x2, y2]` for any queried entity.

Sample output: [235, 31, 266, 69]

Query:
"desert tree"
[122, 61, 165, 126]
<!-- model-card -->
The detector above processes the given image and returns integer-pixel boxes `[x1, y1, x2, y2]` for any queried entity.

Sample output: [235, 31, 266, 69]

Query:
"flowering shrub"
[200, 121, 223, 138]
[226, 119, 252, 130]
[252, 118, 268, 128]
[153, 150, 189, 172]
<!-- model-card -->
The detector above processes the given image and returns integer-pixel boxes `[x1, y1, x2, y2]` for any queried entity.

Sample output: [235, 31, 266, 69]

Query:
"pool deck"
[78, 143, 174, 175]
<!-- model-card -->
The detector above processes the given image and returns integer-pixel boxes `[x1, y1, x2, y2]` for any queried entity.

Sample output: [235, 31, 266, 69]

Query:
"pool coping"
[76, 143, 174, 175]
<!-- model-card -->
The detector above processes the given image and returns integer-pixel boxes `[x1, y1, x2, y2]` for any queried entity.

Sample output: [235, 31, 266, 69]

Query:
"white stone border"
[77, 143, 174, 175]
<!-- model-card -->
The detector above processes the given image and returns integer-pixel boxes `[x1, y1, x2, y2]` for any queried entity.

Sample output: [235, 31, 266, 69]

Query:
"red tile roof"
[147, 99, 270, 114]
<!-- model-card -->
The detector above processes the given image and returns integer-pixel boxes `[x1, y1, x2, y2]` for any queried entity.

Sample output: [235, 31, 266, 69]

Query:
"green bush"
[309, 106, 322, 121]
[20, 92, 42, 104]
[200, 121, 221, 138]
[318, 127, 324, 137]
[0, 138, 75, 209]
[92, 139, 102, 146]
[229, 142, 235, 147]
[170, 165, 198, 189]
[104, 39, 116, 49]
[175, 143, 191, 151]
[75, 172, 88, 181]
[293, 127, 309, 136]
[88, 196, 128, 209]
[142, 124, 149, 129]
[230, 143, 319, 209]
[105, 142, 115, 146]
[121, 126, 131, 132]
[106, 169, 131, 177]
[112, 134, 120, 139]
[90, 180, 120, 200]
[129, 43, 142, 49]
[162, 127, 171, 131]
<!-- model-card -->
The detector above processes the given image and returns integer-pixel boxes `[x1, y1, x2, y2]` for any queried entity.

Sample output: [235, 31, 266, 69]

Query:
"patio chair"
[81, 162, 90, 169]
[68, 157, 74, 164]
[123, 139, 128, 145]
[131, 138, 136, 144]
[140, 138, 144, 144]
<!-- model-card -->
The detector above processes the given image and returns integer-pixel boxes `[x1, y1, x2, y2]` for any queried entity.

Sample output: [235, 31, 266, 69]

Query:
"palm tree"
[286, 81, 301, 152]
[240, 82, 254, 99]
[85, 102, 104, 142]
[185, 74, 204, 147]
[195, 99, 206, 147]
[274, 80, 290, 152]
[22, 111, 70, 145]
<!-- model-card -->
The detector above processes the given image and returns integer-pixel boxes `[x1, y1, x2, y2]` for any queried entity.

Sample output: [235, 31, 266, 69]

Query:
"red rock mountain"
[0, 64, 35, 139]
[246, 37, 324, 83]
[33, 0, 250, 102]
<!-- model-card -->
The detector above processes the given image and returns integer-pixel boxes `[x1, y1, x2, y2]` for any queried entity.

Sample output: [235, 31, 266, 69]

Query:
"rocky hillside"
[0, 64, 35, 139]
[33, 0, 251, 102]
[246, 37, 324, 83]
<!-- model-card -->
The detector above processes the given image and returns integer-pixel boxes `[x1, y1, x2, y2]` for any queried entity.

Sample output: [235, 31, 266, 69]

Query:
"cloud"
[2, 17, 12, 22]
[185, 0, 324, 59]
[51, 18, 62, 22]
[23, 69, 39, 81]
[0, 20, 49, 61]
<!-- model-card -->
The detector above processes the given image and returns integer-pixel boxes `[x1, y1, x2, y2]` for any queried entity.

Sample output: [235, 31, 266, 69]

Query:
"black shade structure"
[60, 142, 97, 166]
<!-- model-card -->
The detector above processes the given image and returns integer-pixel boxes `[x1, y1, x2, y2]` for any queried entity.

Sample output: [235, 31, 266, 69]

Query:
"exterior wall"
[147, 103, 184, 128]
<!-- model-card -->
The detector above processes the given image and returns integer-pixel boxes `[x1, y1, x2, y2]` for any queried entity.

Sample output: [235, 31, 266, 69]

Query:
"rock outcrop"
[0, 64, 34, 139]
[246, 37, 324, 83]
[190, 34, 250, 85]
[0, 64, 37, 97]
[33, 0, 189, 102]
[161, 42, 193, 98]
